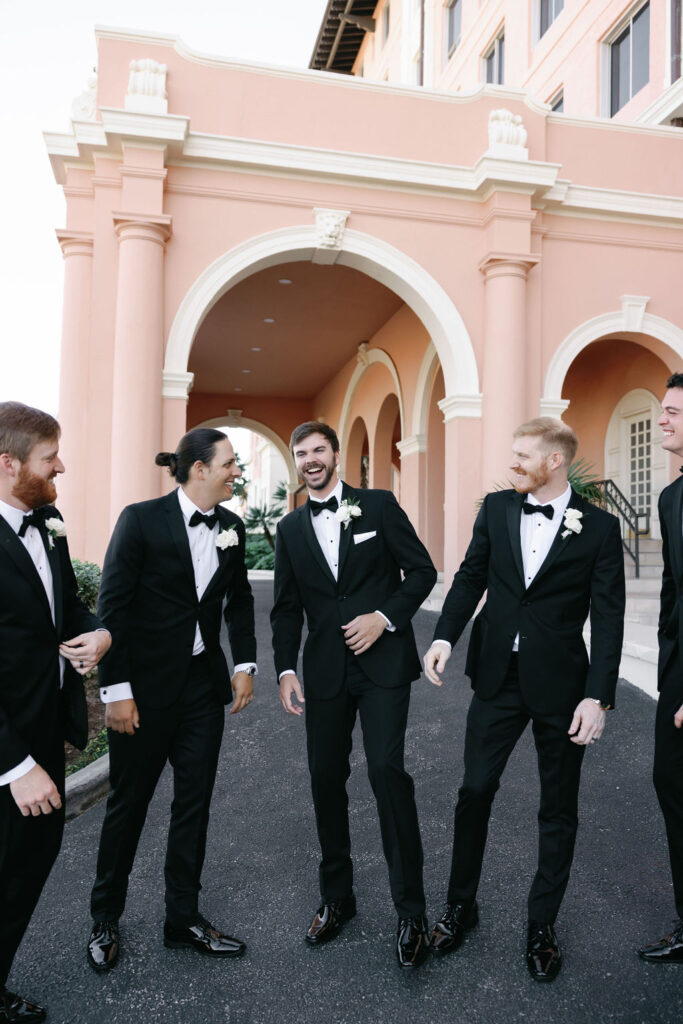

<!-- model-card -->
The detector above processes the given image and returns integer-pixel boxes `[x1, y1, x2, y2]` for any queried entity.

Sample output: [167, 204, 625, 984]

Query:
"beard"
[12, 464, 58, 509]
[512, 464, 549, 495]
[302, 461, 336, 492]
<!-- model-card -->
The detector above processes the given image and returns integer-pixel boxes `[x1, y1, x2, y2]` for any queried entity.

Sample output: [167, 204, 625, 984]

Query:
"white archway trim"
[543, 297, 683, 406]
[164, 225, 479, 398]
[337, 348, 405, 467]
[193, 413, 298, 492]
[412, 342, 440, 437]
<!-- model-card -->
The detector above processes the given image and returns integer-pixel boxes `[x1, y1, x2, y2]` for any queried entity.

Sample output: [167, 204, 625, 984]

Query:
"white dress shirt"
[0, 497, 62, 785]
[100, 486, 256, 704]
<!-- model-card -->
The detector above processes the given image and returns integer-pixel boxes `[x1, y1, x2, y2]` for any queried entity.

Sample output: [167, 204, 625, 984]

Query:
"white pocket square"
[353, 531, 377, 545]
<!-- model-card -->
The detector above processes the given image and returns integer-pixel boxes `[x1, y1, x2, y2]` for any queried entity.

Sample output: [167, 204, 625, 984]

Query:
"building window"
[446, 0, 463, 58]
[550, 90, 564, 112]
[484, 33, 505, 84]
[383, 1, 391, 45]
[540, 0, 564, 38]
[610, 2, 650, 115]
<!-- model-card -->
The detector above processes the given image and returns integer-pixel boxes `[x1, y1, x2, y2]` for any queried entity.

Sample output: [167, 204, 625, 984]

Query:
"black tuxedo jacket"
[434, 488, 625, 715]
[271, 484, 437, 699]
[657, 476, 683, 687]
[97, 491, 256, 708]
[0, 507, 102, 775]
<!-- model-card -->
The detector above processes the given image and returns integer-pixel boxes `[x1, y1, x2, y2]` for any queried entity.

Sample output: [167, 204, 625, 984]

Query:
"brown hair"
[0, 401, 60, 463]
[514, 416, 578, 466]
[666, 372, 683, 390]
[289, 421, 340, 455]
[155, 427, 228, 484]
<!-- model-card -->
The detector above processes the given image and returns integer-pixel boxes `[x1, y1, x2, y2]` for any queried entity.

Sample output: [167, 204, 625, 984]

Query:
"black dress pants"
[0, 715, 65, 988]
[90, 655, 225, 927]
[653, 653, 683, 919]
[304, 655, 425, 919]
[447, 656, 585, 924]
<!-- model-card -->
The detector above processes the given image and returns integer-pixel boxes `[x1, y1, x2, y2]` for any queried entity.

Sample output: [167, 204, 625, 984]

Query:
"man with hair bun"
[87, 427, 256, 973]
[424, 416, 624, 981]
[0, 401, 109, 1023]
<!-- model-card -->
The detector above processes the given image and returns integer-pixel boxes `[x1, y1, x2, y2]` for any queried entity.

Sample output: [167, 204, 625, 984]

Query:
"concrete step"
[625, 577, 661, 594]
[585, 620, 658, 699]
[624, 564, 664, 579]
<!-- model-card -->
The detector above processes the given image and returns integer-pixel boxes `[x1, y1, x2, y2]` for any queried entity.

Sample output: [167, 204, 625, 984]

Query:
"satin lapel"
[299, 499, 337, 587]
[506, 491, 525, 585]
[163, 492, 196, 590]
[0, 515, 54, 621]
[672, 477, 683, 581]
[46, 532, 64, 637]
[530, 489, 582, 589]
[336, 482, 356, 583]
[202, 506, 232, 600]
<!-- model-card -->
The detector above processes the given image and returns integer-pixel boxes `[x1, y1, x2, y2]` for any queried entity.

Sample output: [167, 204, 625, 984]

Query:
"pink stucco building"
[47, 3, 682, 602]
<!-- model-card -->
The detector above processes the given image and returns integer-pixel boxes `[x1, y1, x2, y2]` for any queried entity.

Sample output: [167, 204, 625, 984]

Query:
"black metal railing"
[594, 479, 650, 578]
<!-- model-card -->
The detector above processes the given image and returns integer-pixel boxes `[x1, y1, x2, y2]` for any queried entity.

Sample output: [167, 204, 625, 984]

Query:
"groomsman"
[271, 422, 436, 967]
[639, 374, 683, 963]
[424, 417, 624, 981]
[0, 401, 109, 1023]
[87, 428, 256, 972]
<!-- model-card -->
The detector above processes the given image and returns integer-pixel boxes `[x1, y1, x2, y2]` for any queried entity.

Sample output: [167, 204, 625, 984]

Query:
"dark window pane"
[486, 51, 494, 83]
[552, 94, 564, 112]
[541, 0, 550, 36]
[632, 2, 650, 95]
[611, 25, 630, 115]
[498, 35, 505, 83]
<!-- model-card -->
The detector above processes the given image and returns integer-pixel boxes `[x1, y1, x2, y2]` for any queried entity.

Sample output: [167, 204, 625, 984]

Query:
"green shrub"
[65, 727, 109, 777]
[244, 534, 274, 570]
[72, 559, 102, 613]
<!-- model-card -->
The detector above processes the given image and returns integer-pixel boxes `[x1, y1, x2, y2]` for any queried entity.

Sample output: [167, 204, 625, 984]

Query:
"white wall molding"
[396, 434, 427, 458]
[162, 370, 194, 399]
[438, 393, 483, 420]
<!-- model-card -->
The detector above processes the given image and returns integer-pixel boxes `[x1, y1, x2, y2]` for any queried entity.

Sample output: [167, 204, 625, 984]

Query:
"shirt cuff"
[433, 639, 452, 651]
[100, 682, 134, 703]
[234, 663, 257, 675]
[278, 670, 297, 681]
[375, 610, 396, 632]
[0, 755, 37, 786]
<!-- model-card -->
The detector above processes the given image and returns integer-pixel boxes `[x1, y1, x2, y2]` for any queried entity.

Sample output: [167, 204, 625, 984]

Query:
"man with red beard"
[423, 417, 624, 982]
[0, 402, 110, 1023]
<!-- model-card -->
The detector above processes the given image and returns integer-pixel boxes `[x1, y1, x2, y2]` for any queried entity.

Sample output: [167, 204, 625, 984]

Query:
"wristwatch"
[244, 665, 257, 676]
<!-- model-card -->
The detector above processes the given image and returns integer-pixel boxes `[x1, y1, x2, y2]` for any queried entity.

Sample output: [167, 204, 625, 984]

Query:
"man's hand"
[59, 629, 112, 676]
[10, 764, 61, 817]
[568, 698, 606, 746]
[230, 671, 254, 715]
[105, 698, 140, 735]
[423, 642, 451, 686]
[675, 703, 683, 729]
[342, 612, 386, 655]
[279, 673, 305, 717]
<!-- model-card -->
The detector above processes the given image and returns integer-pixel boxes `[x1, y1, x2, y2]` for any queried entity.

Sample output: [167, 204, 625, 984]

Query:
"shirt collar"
[309, 478, 343, 506]
[0, 496, 30, 534]
[177, 486, 216, 524]
[525, 483, 572, 516]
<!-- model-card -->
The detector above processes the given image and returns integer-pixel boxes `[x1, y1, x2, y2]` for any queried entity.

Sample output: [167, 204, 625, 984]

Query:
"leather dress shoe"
[396, 915, 430, 968]
[87, 920, 120, 972]
[430, 900, 479, 956]
[0, 988, 46, 1023]
[163, 916, 246, 957]
[638, 920, 683, 963]
[305, 894, 357, 945]
[526, 921, 562, 982]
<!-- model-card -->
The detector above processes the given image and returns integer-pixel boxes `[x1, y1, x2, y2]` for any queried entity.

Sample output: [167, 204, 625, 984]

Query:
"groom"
[271, 422, 436, 967]
[424, 417, 624, 981]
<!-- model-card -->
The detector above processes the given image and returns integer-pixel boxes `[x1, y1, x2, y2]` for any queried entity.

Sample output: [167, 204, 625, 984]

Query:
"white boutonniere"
[216, 527, 239, 550]
[561, 508, 583, 540]
[44, 516, 67, 550]
[335, 497, 362, 530]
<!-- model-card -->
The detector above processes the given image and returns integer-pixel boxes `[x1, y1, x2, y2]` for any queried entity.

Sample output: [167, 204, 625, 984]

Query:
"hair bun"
[155, 451, 178, 476]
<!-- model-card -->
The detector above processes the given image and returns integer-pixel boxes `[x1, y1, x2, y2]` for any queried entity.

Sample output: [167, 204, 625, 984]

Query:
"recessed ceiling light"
[251, 346, 261, 352]
[241, 369, 251, 374]
[233, 387, 242, 392]
[278, 278, 292, 285]
[263, 317, 275, 323]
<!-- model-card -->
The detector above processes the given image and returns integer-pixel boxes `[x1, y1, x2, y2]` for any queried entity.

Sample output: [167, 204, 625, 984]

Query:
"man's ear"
[0, 452, 19, 478]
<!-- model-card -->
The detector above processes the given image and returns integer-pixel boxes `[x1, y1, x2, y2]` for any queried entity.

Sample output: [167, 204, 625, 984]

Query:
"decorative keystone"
[125, 59, 168, 114]
[487, 109, 528, 160]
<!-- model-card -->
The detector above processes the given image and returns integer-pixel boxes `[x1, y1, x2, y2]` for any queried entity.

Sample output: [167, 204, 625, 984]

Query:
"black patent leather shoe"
[638, 921, 683, 963]
[526, 921, 562, 982]
[87, 920, 120, 972]
[0, 988, 46, 1023]
[163, 916, 246, 957]
[305, 894, 357, 945]
[396, 915, 430, 968]
[430, 900, 479, 956]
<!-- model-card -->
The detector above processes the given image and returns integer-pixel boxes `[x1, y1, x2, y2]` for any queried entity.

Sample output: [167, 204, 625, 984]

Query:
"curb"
[65, 753, 110, 821]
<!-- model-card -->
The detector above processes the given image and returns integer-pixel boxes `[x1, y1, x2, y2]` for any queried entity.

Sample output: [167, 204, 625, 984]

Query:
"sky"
[0, 0, 329, 414]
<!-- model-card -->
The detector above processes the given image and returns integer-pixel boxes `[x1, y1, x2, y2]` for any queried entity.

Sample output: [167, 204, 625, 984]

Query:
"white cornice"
[636, 77, 683, 126]
[438, 394, 484, 420]
[538, 181, 683, 227]
[162, 370, 194, 399]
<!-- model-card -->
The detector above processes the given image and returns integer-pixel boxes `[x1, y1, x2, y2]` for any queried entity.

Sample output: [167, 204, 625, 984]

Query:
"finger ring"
[79, 660, 84, 669]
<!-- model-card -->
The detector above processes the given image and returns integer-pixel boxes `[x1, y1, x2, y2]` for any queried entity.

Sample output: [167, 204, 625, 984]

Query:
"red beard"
[12, 463, 57, 509]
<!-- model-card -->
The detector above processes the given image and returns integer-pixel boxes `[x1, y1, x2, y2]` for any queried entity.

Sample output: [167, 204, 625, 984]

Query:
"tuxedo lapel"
[299, 500, 337, 587]
[530, 489, 582, 589]
[336, 483, 356, 582]
[202, 506, 233, 600]
[0, 515, 54, 622]
[670, 477, 683, 581]
[46, 531, 64, 637]
[163, 492, 196, 590]
[506, 491, 525, 585]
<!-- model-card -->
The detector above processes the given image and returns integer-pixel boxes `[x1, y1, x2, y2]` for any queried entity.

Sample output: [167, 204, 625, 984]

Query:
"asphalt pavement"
[12, 580, 683, 1024]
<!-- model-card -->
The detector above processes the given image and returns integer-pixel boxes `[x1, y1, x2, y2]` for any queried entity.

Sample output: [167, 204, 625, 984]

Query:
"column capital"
[56, 229, 94, 258]
[396, 434, 427, 458]
[478, 252, 540, 280]
[438, 394, 484, 421]
[162, 370, 194, 399]
[113, 211, 172, 245]
[539, 397, 571, 419]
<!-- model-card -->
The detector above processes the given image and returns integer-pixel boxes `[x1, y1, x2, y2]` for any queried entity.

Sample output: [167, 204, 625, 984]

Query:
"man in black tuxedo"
[424, 417, 624, 981]
[639, 373, 683, 964]
[271, 422, 436, 967]
[87, 427, 256, 972]
[0, 401, 109, 1024]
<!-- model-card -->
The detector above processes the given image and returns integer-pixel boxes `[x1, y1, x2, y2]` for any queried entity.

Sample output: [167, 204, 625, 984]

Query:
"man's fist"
[10, 764, 62, 817]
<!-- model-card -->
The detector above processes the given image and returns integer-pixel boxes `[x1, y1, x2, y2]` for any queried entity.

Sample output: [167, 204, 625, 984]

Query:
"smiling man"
[271, 422, 436, 967]
[638, 374, 683, 964]
[423, 417, 624, 982]
[86, 428, 256, 973]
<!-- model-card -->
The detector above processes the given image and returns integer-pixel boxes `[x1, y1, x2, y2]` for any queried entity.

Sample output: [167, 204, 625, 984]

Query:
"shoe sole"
[305, 908, 357, 946]
[431, 910, 479, 957]
[163, 939, 246, 957]
[87, 953, 119, 972]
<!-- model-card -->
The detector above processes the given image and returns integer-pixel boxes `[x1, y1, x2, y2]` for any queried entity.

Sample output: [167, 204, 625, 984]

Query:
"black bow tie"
[310, 496, 339, 517]
[189, 510, 218, 529]
[522, 502, 554, 520]
[18, 508, 47, 537]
